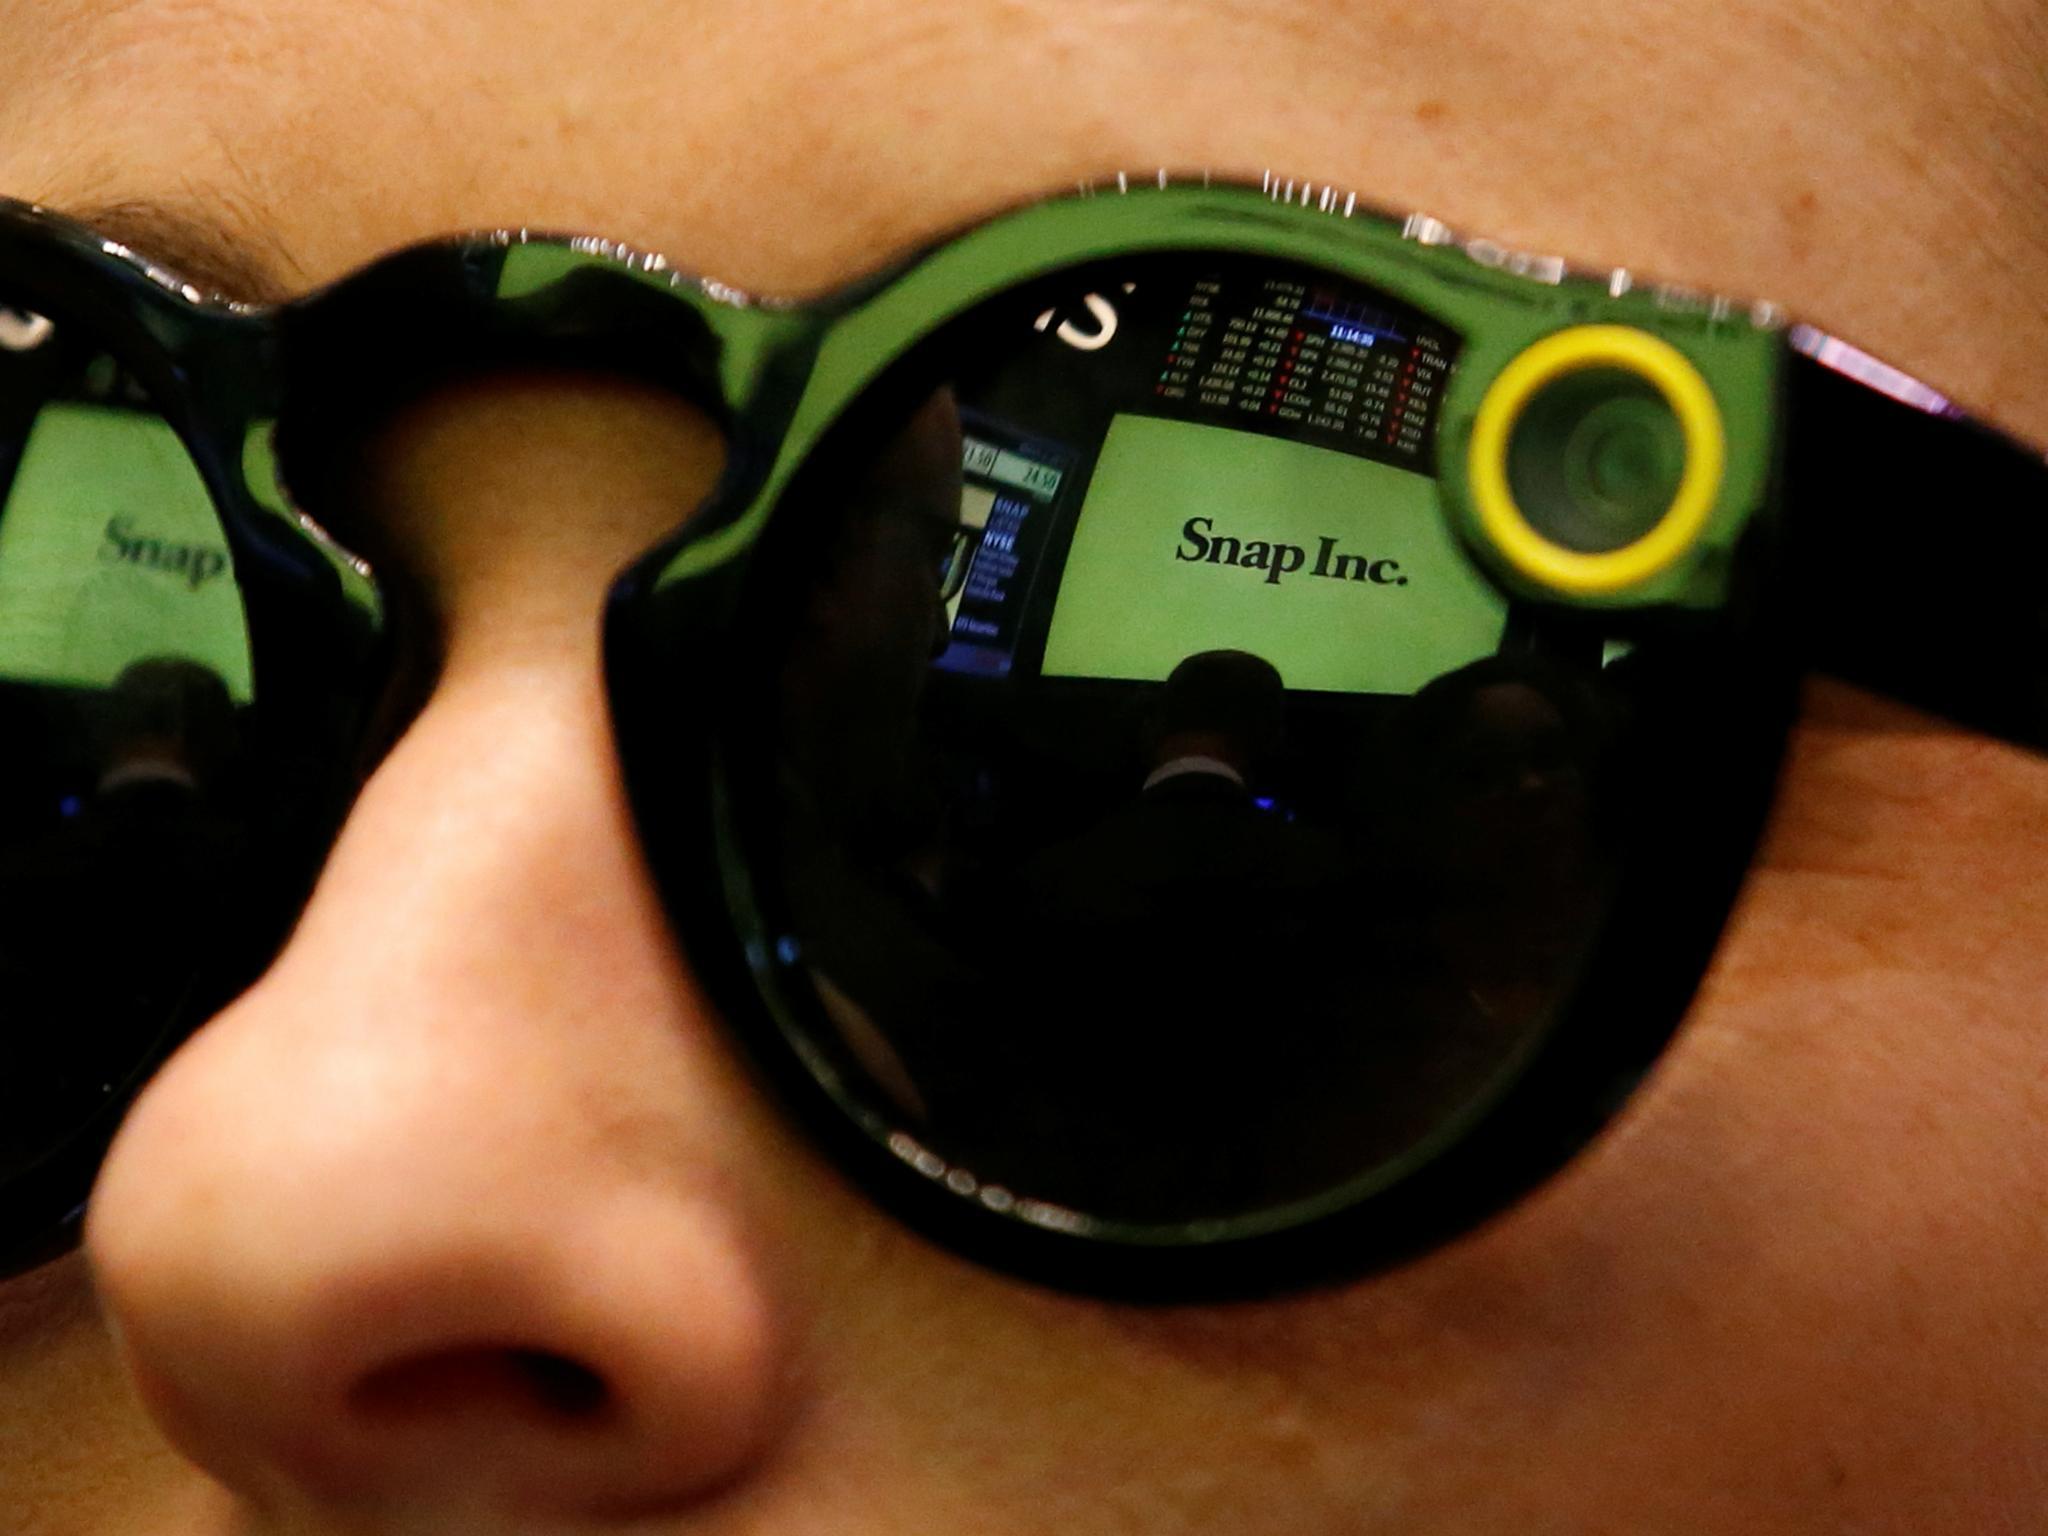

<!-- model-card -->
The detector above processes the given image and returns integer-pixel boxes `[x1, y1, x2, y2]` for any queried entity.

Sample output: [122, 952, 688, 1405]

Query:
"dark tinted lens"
[0, 302, 370, 1238]
[706, 251, 1782, 1240]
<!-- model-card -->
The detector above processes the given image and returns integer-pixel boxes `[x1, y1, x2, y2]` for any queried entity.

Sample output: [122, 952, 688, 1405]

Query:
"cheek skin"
[1023, 680, 2047, 1527]
[0, 1258, 235, 1535]
[665, 687, 2045, 1534]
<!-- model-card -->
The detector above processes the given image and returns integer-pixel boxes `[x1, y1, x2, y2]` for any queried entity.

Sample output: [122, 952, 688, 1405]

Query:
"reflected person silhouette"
[0, 656, 242, 1194]
[1357, 652, 1616, 1151]
[94, 656, 240, 805]
[1010, 649, 1352, 1214]
[773, 392, 980, 1124]
[777, 391, 965, 864]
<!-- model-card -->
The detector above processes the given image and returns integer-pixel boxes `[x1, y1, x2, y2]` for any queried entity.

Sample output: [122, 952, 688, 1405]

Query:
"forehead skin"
[0, 2, 2045, 1533]
[2, 0, 2045, 432]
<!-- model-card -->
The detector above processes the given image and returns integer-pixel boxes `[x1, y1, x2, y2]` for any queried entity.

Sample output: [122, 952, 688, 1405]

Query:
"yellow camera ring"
[1468, 325, 1727, 596]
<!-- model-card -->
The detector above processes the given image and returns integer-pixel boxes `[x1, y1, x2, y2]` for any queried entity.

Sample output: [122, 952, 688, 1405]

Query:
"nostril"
[351, 1346, 614, 1426]
[514, 1350, 611, 1418]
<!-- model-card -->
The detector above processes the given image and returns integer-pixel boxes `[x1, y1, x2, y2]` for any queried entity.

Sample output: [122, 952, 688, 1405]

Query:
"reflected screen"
[1042, 414, 1507, 694]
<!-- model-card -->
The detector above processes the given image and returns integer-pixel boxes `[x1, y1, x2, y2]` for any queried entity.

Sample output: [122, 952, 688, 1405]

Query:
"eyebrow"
[59, 197, 301, 307]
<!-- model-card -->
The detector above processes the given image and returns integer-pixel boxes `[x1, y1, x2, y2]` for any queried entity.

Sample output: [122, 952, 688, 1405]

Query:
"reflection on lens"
[0, 319, 253, 1190]
[0, 296, 382, 1266]
[740, 251, 1733, 1233]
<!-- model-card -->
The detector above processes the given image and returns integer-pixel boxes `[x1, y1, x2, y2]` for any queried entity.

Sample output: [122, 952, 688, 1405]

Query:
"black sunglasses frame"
[0, 175, 2041, 1295]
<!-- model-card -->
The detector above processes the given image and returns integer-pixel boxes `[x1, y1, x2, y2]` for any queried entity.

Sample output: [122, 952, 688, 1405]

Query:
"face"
[2, 2, 2046, 1531]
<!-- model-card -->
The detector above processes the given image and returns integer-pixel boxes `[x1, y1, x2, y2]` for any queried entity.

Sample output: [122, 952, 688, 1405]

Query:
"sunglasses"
[0, 174, 2040, 1298]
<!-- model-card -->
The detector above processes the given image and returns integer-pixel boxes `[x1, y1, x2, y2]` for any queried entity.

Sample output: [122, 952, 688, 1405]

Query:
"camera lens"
[1504, 367, 1687, 555]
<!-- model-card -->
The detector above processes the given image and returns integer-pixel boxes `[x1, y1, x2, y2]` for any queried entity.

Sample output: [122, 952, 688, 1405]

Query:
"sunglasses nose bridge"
[270, 238, 809, 483]
[257, 244, 815, 617]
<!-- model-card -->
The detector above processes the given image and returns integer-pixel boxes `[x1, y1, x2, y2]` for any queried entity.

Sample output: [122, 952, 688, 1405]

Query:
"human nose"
[84, 381, 801, 1521]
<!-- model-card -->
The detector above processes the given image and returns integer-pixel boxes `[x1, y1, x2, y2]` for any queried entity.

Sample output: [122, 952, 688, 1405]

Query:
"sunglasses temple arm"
[1780, 349, 2048, 755]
